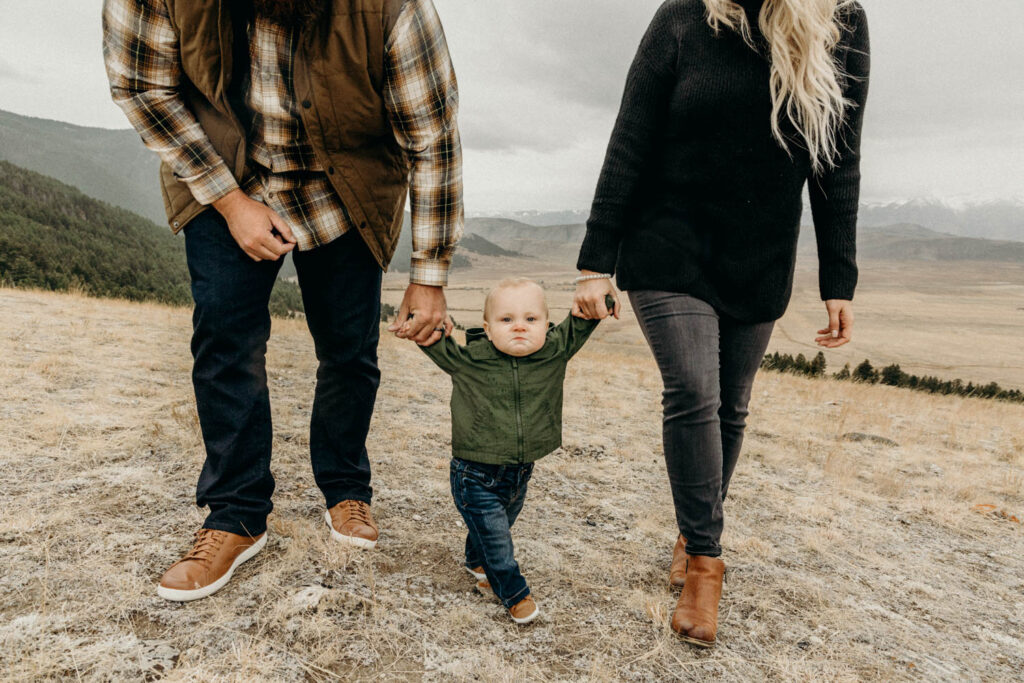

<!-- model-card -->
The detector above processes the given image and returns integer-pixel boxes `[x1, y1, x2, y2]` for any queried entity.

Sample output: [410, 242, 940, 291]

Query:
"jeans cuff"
[500, 585, 531, 610]
[324, 492, 373, 510]
[202, 518, 267, 538]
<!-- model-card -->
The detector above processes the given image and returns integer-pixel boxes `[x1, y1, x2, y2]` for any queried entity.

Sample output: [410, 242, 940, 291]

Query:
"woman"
[573, 0, 869, 647]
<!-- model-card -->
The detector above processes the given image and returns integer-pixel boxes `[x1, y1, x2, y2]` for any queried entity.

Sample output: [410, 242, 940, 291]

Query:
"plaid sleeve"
[384, 0, 464, 287]
[102, 0, 238, 206]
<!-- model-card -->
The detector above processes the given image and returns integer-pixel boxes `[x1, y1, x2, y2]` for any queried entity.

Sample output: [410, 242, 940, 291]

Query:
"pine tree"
[852, 359, 878, 383]
[880, 363, 905, 386]
[809, 352, 827, 377]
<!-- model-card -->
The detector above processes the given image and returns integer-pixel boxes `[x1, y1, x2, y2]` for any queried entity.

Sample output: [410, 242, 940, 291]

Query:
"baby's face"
[483, 285, 549, 357]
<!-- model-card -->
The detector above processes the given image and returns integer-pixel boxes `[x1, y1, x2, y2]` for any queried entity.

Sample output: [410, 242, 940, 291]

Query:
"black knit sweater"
[577, 0, 870, 323]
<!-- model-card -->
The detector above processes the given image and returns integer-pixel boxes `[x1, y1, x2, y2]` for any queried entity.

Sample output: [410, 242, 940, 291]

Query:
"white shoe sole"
[324, 510, 377, 549]
[511, 603, 540, 625]
[466, 566, 487, 581]
[157, 533, 267, 602]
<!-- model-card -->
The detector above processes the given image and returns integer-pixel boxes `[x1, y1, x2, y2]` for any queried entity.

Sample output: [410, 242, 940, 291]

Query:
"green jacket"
[421, 311, 604, 465]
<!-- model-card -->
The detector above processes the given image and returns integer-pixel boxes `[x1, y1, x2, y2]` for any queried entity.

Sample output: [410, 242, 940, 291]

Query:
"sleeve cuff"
[819, 269, 857, 301]
[186, 160, 240, 206]
[576, 226, 621, 275]
[409, 258, 451, 287]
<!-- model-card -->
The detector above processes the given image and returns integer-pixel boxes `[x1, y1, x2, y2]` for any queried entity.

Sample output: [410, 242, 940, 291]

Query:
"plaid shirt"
[103, 0, 463, 286]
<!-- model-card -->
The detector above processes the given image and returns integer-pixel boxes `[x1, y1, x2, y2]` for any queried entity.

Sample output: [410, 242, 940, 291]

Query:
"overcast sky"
[0, 0, 1021, 211]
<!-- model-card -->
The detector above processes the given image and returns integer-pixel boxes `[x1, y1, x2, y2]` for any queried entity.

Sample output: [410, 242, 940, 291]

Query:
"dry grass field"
[407, 257, 1024, 389]
[1, 278, 1022, 681]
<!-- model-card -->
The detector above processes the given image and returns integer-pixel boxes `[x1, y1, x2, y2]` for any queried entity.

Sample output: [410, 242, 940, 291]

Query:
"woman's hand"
[572, 270, 620, 320]
[816, 299, 853, 348]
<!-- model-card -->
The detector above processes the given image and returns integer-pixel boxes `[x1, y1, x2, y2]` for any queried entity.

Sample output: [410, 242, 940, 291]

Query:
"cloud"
[438, 0, 661, 154]
[0, 57, 29, 83]
[0, 0, 1020, 207]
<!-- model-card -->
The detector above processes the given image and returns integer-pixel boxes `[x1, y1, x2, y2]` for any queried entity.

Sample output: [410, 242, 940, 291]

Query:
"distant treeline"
[0, 161, 303, 317]
[761, 351, 1024, 404]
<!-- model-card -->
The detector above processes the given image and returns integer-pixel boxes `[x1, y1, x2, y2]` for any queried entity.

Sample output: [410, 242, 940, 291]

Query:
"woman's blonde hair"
[703, 0, 853, 173]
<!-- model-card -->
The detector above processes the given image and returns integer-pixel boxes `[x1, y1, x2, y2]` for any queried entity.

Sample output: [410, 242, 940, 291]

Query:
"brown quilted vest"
[161, 0, 410, 269]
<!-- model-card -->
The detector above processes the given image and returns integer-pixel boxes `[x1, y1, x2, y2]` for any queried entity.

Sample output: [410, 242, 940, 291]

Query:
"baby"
[418, 278, 612, 623]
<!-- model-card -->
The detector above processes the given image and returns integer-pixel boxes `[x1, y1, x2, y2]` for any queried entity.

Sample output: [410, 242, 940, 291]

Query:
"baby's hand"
[572, 291, 619, 320]
[396, 312, 454, 346]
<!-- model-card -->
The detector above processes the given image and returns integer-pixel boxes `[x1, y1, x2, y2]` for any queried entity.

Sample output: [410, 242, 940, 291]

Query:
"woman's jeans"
[184, 210, 382, 537]
[450, 458, 534, 608]
[629, 291, 775, 558]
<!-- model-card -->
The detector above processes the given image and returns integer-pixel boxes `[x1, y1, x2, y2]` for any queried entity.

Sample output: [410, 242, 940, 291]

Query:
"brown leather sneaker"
[157, 528, 267, 602]
[509, 595, 540, 624]
[671, 554, 726, 648]
[324, 500, 378, 549]
[670, 534, 688, 588]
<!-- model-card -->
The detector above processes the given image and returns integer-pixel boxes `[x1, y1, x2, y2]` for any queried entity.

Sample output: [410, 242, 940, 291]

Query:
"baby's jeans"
[450, 457, 534, 608]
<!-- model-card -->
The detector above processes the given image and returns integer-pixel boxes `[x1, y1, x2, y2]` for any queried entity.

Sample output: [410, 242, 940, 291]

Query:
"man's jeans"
[629, 290, 775, 558]
[450, 458, 534, 609]
[184, 210, 382, 537]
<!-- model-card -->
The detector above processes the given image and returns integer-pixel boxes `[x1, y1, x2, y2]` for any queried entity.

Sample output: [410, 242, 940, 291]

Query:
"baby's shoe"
[509, 595, 540, 624]
[467, 566, 498, 599]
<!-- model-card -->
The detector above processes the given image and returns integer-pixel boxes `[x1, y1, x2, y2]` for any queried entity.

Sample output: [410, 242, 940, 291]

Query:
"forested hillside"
[0, 109, 165, 224]
[0, 161, 302, 315]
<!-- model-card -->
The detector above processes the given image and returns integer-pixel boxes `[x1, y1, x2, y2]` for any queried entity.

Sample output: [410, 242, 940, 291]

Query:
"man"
[103, 0, 462, 601]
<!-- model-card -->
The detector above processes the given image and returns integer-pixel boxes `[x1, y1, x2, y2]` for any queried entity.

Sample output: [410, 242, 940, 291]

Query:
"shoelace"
[182, 529, 226, 567]
[342, 500, 371, 526]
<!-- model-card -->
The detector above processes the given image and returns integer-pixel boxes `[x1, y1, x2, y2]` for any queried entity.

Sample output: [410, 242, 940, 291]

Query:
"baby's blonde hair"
[483, 278, 549, 322]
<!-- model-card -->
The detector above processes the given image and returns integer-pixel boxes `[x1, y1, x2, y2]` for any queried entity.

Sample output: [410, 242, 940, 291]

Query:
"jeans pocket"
[460, 464, 498, 490]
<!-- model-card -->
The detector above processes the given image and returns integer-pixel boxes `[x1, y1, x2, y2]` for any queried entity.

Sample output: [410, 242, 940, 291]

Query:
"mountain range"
[461, 216, 1024, 265]
[1, 108, 1021, 271]
[475, 200, 1024, 243]
[0, 109, 165, 225]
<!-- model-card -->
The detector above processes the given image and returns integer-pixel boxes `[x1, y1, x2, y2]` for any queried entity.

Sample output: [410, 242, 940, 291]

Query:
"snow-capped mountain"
[856, 198, 1024, 242]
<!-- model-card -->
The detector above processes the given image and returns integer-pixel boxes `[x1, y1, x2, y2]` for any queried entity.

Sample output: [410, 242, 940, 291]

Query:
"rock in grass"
[842, 432, 900, 447]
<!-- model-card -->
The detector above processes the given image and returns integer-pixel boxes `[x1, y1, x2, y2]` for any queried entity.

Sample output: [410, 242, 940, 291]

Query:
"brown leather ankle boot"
[669, 534, 688, 587]
[671, 554, 725, 647]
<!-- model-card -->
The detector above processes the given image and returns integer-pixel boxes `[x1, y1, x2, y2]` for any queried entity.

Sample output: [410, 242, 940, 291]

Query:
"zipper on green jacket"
[512, 358, 525, 462]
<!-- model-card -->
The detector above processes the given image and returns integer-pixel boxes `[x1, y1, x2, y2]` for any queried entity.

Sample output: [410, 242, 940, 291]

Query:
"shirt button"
[302, 100, 311, 109]
[360, 221, 367, 229]
[172, 221, 180, 228]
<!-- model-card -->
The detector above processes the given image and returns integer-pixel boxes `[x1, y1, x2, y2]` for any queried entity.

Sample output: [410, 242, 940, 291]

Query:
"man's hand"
[213, 189, 297, 262]
[572, 270, 620, 320]
[816, 299, 853, 348]
[387, 283, 453, 346]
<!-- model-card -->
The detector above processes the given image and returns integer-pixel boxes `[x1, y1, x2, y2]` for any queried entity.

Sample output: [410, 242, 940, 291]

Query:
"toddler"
[418, 277, 612, 623]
